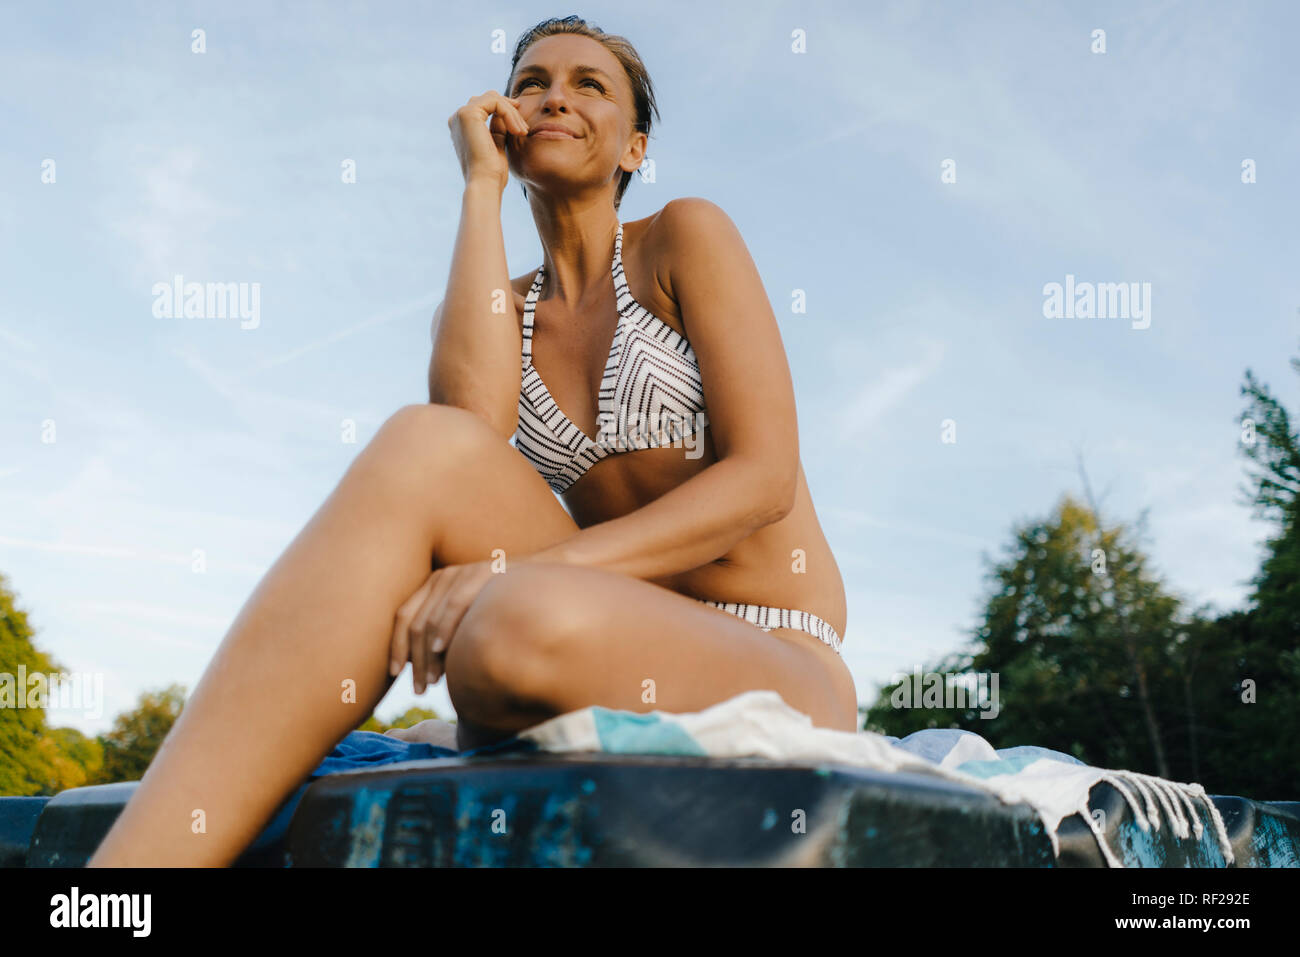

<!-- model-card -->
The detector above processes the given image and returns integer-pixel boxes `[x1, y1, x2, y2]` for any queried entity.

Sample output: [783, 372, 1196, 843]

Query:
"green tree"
[1179, 607, 1300, 798]
[858, 358, 1300, 800]
[358, 706, 445, 734]
[1222, 357, 1300, 797]
[86, 684, 187, 785]
[42, 726, 104, 791]
[0, 573, 99, 795]
[865, 494, 1196, 777]
[1238, 364, 1300, 640]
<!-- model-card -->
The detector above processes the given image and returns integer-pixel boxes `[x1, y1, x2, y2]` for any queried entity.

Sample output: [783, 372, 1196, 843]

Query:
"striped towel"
[516, 689, 1235, 868]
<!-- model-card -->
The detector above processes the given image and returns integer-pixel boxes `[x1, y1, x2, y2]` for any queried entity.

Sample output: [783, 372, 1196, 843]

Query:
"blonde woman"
[90, 15, 852, 867]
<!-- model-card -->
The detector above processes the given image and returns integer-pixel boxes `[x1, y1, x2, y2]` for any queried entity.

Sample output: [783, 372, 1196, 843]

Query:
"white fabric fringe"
[519, 689, 1236, 867]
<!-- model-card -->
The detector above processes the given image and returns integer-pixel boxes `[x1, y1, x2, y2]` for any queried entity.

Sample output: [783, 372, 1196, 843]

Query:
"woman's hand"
[447, 90, 529, 193]
[390, 560, 499, 694]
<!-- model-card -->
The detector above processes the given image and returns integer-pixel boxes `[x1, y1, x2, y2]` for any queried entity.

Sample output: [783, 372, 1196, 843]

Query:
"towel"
[316, 689, 1234, 867]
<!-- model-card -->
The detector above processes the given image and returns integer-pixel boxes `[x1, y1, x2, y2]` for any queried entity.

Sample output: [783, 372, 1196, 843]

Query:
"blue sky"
[1, 0, 1296, 737]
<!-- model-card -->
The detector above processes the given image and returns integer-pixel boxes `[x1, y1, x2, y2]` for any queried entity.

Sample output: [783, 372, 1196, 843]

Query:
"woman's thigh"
[447, 562, 859, 733]
[379, 403, 581, 566]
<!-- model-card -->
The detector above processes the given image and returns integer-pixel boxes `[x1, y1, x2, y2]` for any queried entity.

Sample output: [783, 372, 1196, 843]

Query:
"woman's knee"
[444, 566, 590, 715]
[379, 403, 498, 456]
[357, 403, 501, 486]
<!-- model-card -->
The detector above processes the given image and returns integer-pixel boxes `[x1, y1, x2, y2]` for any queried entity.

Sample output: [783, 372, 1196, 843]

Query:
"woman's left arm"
[520, 198, 800, 582]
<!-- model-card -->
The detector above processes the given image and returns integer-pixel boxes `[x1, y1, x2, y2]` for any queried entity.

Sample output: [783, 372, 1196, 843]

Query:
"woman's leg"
[441, 562, 860, 751]
[87, 403, 579, 867]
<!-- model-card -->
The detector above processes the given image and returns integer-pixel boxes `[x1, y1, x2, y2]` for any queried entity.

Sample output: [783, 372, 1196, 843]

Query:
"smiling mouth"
[528, 128, 578, 138]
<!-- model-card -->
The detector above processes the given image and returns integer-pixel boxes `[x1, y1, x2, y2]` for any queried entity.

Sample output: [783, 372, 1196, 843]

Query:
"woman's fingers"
[510, 97, 528, 134]
[409, 585, 432, 694]
[476, 91, 527, 136]
[397, 562, 497, 694]
[425, 567, 496, 685]
[422, 586, 471, 687]
[431, 576, 481, 657]
[494, 92, 528, 134]
[489, 101, 528, 137]
[410, 571, 457, 693]
[420, 565, 491, 688]
[390, 573, 436, 677]
[447, 90, 527, 188]
[400, 570, 446, 693]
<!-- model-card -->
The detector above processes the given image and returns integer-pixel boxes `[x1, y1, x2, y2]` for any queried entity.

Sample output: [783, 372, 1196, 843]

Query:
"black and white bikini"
[512, 221, 843, 656]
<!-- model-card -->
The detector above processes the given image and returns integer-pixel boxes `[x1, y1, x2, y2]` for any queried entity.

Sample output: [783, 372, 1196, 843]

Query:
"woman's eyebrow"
[513, 64, 613, 82]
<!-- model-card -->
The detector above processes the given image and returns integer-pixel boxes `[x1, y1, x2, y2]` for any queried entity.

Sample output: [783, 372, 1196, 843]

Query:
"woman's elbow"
[750, 464, 797, 527]
[426, 392, 518, 443]
[768, 477, 797, 523]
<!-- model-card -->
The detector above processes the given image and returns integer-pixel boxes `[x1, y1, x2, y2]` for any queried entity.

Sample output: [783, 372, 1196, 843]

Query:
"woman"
[89, 15, 853, 867]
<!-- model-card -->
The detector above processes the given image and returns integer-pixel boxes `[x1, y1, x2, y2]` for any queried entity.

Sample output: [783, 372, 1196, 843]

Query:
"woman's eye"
[513, 77, 603, 93]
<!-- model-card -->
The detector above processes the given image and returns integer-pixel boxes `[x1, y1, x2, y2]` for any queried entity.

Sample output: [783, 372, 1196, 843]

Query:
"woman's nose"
[539, 86, 569, 113]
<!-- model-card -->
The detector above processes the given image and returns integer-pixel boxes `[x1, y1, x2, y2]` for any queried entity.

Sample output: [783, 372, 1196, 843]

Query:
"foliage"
[357, 706, 445, 734]
[0, 574, 99, 795]
[85, 684, 187, 785]
[862, 351, 1300, 799]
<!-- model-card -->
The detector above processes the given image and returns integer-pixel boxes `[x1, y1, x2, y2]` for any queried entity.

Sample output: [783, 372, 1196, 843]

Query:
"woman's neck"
[531, 204, 620, 309]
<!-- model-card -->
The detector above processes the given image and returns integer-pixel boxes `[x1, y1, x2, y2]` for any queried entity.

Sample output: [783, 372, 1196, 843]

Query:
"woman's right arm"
[427, 181, 519, 438]
[427, 92, 530, 440]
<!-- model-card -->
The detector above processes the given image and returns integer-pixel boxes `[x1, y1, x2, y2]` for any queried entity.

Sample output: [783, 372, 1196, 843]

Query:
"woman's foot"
[383, 718, 459, 750]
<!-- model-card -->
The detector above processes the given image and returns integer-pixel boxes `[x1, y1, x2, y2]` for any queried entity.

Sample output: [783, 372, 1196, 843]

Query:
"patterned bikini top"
[513, 222, 710, 494]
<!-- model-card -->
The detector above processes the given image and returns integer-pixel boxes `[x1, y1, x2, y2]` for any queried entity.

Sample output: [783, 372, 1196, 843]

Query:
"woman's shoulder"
[507, 266, 542, 317]
[638, 199, 740, 283]
[637, 199, 743, 312]
[627, 198, 734, 250]
[505, 200, 736, 311]
[647, 197, 735, 241]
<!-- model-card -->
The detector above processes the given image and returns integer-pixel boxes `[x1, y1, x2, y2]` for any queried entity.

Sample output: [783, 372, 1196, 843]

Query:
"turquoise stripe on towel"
[592, 708, 709, 756]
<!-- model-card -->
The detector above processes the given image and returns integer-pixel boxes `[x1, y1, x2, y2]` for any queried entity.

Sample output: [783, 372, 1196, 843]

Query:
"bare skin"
[87, 33, 854, 867]
[497, 210, 851, 719]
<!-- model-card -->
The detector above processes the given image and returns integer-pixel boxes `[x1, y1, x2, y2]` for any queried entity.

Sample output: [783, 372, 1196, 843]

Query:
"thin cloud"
[0, 535, 268, 576]
[0, 324, 37, 352]
[73, 599, 231, 632]
[824, 505, 988, 549]
[244, 292, 439, 374]
[839, 337, 945, 439]
[172, 344, 377, 438]
[95, 144, 241, 288]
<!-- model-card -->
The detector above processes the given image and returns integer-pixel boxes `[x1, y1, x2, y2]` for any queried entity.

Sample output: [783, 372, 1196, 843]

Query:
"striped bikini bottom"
[699, 600, 843, 656]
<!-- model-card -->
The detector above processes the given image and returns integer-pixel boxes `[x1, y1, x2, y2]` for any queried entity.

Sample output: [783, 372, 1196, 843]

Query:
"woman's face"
[506, 34, 644, 200]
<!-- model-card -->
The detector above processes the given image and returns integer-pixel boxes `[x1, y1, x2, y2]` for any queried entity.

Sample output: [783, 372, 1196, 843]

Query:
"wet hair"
[506, 15, 659, 210]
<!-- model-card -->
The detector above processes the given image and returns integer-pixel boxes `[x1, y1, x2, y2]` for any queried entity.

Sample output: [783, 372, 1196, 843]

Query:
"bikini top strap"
[523, 221, 624, 365]
[521, 264, 544, 364]
[610, 221, 629, 297]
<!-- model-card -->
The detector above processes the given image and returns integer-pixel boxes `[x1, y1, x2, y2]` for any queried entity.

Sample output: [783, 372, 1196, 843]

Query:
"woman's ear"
[622, 130, 647, 174]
